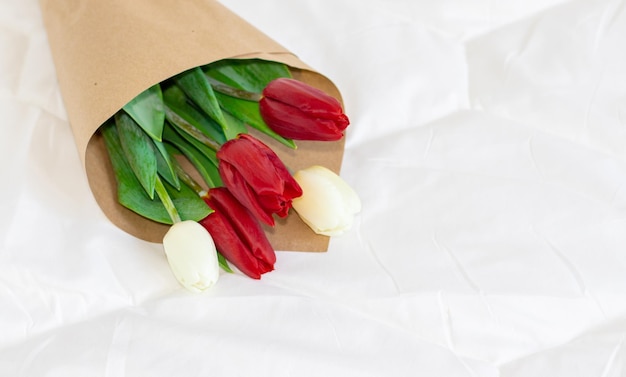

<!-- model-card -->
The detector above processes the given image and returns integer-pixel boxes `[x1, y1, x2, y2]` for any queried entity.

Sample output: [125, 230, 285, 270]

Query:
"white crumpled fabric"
[3, 0, 626, 375]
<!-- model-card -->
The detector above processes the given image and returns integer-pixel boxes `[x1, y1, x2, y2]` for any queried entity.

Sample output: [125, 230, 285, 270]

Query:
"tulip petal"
[292, 166, 361, 236]
[163, 221, 220, 292]
[202, 212, 263, 279]
[218, 135, 285, 193]
[259, 98, 345, 141]
[263, 78, 344, 118]
[260, 78, 350, 141]
[201, 188, 276, 279]
[312, 165, 362, 214]
[217, 134, 301, 226]
[218, 161, 276, 226]
[208, 188, 276, 267]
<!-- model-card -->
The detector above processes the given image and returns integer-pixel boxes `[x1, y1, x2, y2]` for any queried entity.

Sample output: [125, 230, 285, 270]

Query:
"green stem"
[206, 76, 262, 102]
[164, 106, 222, 151]
[172, 159, 233, 274]
[174, 163, 208, 197]
[154, 176, 182, 223]
[218, 253, 234, 273]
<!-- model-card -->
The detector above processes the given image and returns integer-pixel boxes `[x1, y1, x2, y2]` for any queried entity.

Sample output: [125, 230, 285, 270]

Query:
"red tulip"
[259, 78, 350, 141]
[217, 133, 302, 226]
[200, 187, 276, 279]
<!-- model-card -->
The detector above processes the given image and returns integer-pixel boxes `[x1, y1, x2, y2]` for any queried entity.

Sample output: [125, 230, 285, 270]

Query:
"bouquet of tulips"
[100, 59, 360, 291]
[40, 0, 360, 292]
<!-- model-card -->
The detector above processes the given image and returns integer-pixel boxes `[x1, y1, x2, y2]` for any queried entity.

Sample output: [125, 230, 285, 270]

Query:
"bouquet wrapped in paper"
[40, 0, 360, 288]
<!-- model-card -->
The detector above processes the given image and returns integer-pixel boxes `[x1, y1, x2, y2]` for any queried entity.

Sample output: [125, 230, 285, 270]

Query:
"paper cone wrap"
[40, 0, 345, 251]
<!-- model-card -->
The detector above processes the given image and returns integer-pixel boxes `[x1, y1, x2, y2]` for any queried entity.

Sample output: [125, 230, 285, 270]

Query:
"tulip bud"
[292, 165, 361, 236]
[259, 78, 350, 141]
[217, 133, 302, 226]
[163, 220, 220, 292]
[200, 187, 276, 279]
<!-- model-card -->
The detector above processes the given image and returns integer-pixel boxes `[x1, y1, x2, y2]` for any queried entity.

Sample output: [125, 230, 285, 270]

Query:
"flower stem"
[174, 163, 208, 197]
[206, 76, 262, 102]
[171, 156, 233, 274]
[154, 175, 182, 223]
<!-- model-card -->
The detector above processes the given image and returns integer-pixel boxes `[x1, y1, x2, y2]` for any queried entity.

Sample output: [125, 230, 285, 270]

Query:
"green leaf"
[153, 139, 180, 190]
[101, 121, 153, 213]
[166, 118, 220, 167]
[216, 92, 296, 149]
[101, 122, 211, 224]
[154, 175, 181, 223]
[175, 67, 237, 139]
[115, 112, 158, 199]
[164, 105, 221, 153]
[163, 145, 207, 196]
[163, 123, 223, 188]
[203, 59, 295, 146]
[217, 252, 234, 273]
[166, 178, 213, 223]
[221, 107, 249, 137]
[122, 84, 165, 141]
[204, 59, 291, 93]
[162, 84, 227, 145]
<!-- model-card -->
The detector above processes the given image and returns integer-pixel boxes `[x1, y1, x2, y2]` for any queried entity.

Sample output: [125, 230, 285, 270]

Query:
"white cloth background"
[2, 0, 626, 375]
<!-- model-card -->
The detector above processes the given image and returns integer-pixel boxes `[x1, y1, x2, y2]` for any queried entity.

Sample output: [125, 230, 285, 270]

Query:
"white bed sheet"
[3, 0, 626, 375]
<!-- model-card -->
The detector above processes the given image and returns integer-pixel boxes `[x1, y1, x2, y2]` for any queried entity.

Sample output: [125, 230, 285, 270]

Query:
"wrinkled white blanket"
[2, 0, 626, 375]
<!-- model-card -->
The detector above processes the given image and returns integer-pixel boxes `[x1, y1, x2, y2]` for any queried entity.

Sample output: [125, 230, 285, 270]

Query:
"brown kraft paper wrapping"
[40, 0, 345, 251]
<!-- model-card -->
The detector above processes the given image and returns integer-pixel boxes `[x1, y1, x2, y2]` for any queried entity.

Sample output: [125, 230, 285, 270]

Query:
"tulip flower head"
[292, 165, 361, 236]
[163, 220, 220, 292]
[217, 133, 302, 226]
[259, 78, 350, 141]
[200, 187, 276, 279]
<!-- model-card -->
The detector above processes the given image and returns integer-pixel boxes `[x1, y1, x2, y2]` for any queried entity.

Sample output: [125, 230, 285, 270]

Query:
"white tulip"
[162, 220, 219, 292]
[292, 165, 361, 236]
